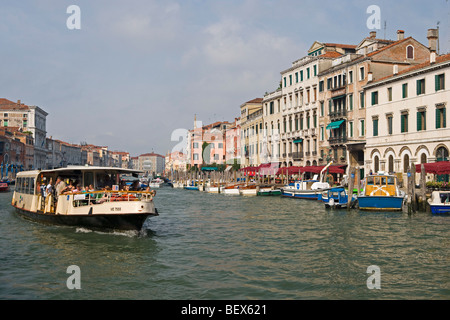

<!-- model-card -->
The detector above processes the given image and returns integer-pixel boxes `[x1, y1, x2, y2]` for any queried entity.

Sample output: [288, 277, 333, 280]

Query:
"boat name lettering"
[111, 207, 122, 212]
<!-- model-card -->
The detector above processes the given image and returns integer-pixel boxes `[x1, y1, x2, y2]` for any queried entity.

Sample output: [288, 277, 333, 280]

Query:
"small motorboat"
[322, 187, 356, 209]
[357, 172, 406, 211]
[0, 181, 9, 192]
[427, 191, 450, 214]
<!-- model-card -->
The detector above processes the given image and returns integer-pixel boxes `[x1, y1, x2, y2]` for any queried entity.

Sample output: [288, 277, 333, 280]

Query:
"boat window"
[24, 178, 31, 194]
[367, 177, 374, 185]
[84, 172, 94, 189]
[374, 177, 381, 186]
[16, 177, 21, 193]
[30, 178, 35, 195]
[97, 173, 114, 189]
[387, 177, 395, 185]
[381, 177, 387, 185]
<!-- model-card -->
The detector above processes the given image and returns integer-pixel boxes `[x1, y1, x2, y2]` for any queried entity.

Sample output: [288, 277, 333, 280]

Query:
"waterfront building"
[0, 98, 48, 169]
[318, 30, 431, 177]
[138, 152, 165, 176]
[165, 151, 188, 174]
[110, 151, 130, 169]
[225, 118, 241, 166]
[364, 43, 449, 182]
[279, 49, 346, 168]
[262, 88, 283, 165]
[0, 127, 26, 178]
[187, 119, 233, 169]
[240, 98, 264, 167]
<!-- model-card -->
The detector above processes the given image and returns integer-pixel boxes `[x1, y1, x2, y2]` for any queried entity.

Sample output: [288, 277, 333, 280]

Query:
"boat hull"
[13, 206, 157, 231]
[257, 189, 282, 196]
[239, 189, 257, 196]
[429, 205, 450, 214]
[184, 186, 199, 191]
[357, 196, 404, 211]
[281, 188, 325, 200]
[222, 188, 240, 195]
[205, 187, 220, 193]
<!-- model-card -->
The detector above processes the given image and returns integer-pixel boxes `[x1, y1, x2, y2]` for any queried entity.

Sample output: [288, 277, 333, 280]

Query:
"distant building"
[165, 151, 188, 174]
[0, 127, 26, 178]
[187, 119, 233, 169]
[0, 98, 48, 169]
[240, 98, 263, 167]
[137, 153, 165, 176]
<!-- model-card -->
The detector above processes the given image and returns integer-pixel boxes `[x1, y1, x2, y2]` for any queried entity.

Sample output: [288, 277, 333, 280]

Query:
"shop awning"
[415, 162, 450, 175]
[326, 120, 345, 130]
[201, 167, 218, 171]
[293, 139, 303, 144]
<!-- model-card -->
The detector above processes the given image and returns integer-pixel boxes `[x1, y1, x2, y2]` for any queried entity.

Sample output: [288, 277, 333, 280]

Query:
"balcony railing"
[328, 137, 348, 145]
[292, 152, 303, 160]
[329, 109, 347, 119]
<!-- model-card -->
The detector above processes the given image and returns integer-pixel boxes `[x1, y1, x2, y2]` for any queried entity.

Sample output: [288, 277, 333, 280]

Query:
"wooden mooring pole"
[347, 167, 355, 208]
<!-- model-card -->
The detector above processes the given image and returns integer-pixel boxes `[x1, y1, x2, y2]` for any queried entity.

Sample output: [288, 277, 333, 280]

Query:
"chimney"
[397, 30, 405, 41]
[368, 72, 373, 82]
[430, 52, 437, 64]
[17, 100, 21, 105]
[370, 31, 377, 39]
[427, 28, 438, 53]
[393, 65, 398, 75]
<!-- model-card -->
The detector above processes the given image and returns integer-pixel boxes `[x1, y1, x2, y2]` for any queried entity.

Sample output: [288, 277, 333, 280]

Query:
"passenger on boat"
[62, 181, 75, 194]
[55, 176, 66, 197]
[130, 180, 140, 191]
[46, 178, 53, 197]
[96, 187, 111, 204]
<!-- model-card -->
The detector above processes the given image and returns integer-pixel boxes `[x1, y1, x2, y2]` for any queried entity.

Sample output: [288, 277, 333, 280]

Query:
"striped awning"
[326, 120, 345, 129]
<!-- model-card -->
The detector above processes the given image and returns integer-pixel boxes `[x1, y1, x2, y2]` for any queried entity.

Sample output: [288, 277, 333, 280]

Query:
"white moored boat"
[11, 166, 158, 231]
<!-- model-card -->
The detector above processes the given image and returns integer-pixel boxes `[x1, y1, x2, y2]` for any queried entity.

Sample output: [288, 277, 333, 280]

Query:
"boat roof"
[17, 166, 143, 176]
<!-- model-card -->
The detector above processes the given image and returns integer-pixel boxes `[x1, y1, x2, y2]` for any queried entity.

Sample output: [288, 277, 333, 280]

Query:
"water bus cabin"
[11, 166, 158, 231]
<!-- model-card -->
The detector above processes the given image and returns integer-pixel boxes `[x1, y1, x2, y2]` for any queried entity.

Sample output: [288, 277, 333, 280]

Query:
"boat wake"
[75, 227, 143, 238]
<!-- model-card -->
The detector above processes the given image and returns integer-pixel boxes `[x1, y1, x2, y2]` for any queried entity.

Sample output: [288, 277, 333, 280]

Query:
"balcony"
[292, 152, 304, 160]
[329, 109, 347, 120]
[328, 137, 348, 145]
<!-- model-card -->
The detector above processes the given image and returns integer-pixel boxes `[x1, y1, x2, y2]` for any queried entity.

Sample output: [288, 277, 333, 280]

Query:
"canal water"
[0, 187, 448, 300]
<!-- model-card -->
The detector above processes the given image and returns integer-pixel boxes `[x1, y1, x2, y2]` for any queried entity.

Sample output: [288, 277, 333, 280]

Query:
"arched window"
[374, 155, 380, 173]
[388, 155, 394, 173]
[436, 147, 449, 162]
[403, 154, 410, 173]
[407, 45, 414, 59]
[420, 153, 427, 164]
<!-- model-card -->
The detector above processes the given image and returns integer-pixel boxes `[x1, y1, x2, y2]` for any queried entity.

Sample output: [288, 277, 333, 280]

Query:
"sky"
[0, 0, 448, 156]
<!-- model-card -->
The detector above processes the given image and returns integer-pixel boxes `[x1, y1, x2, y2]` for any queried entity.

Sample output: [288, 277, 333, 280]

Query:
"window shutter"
[436, 108, 441, 129]
[417, 112, 421, 131]
[417, 80, 420, 95]
[401, 115, 405, 133]
[435, 75, 440, 91]
[444, 108, 447, 128]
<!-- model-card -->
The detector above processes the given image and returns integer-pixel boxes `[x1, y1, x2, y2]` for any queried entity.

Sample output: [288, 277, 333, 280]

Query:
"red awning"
[276, 166, 303, 175]
[415, 162, 450, 175]
[258, 163, 280, 175]
[298, 165, 346, 174]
